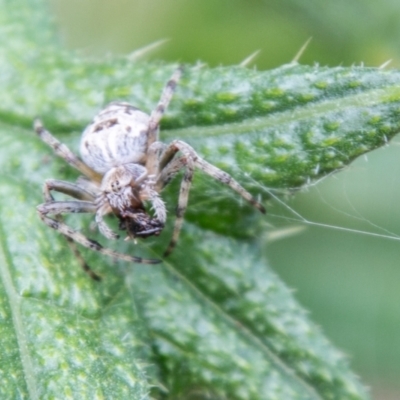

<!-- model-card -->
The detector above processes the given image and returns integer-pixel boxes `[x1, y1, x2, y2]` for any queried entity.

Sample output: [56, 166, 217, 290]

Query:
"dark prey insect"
[35, 67, 266, 273]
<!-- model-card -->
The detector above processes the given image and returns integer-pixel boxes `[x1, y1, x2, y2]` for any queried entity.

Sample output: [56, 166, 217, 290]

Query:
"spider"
[35, 67, 265, 277]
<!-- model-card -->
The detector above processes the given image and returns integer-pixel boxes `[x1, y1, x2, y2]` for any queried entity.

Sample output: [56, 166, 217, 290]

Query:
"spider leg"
[75, 176, 101, 198]
[147, 67, 182, 147]
[38, 200, 96, 216]
[37, 201, 161, 265]
[171, 140, 266, 213]
[38, 200, 101, 279]
[162, 156, 195, 257]
[194, 157, 266, 213]
[43, 179, 96, 202]
[95, 200, 120, 240]
[155, 156, 187, 192]
[43, 174, 119, 241]
[34, 119, 101, 182]
[41, 180, 102, 279]
[145, 141, 167, 176]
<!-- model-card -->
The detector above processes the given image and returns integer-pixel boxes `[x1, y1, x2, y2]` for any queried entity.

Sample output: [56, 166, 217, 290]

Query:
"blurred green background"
[50, 1, 400, 398]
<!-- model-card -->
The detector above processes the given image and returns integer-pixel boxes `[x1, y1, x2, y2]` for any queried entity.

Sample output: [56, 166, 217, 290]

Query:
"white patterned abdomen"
[80, 102, 151, 174]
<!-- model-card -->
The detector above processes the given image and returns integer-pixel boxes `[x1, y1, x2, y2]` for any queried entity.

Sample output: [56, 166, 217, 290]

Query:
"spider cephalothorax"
[94, 163, 166, 241]
[35, 67, 265, 277]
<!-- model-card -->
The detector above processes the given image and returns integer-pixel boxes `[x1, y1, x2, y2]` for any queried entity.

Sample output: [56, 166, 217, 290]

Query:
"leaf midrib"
[161, 255, 323, 400]
[164, 85, 400, 140]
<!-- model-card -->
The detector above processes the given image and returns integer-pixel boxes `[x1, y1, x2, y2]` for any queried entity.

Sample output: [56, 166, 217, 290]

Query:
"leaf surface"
[2, 0, 400, 399]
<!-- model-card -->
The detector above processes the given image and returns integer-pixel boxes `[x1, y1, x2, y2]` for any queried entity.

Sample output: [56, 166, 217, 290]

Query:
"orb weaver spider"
[35, 67, 265, 278]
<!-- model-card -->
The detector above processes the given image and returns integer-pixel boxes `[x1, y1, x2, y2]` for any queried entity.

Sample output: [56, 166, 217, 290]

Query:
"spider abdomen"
[80, 102, 152, 174]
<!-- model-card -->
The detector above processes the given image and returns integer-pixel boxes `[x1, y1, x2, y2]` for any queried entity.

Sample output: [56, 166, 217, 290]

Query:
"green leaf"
[0, 124, 369, 399]
[3, 0, 400, 399]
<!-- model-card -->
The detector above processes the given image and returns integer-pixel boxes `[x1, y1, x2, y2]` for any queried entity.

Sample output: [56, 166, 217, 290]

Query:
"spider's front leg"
[153, 144, 195, 257]
[166, 140, 266, 213]
[38, 179, 104, 279]
[37, 198, 162, 268]
[147, 67, 183, 147]
[43, 179, 96, 202]
[157, 140, 266, 256]
[37, 200, 102, 280]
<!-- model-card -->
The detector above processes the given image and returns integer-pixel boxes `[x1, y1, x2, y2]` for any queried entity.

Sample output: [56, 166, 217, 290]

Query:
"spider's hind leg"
[34, 119, 100, 182]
